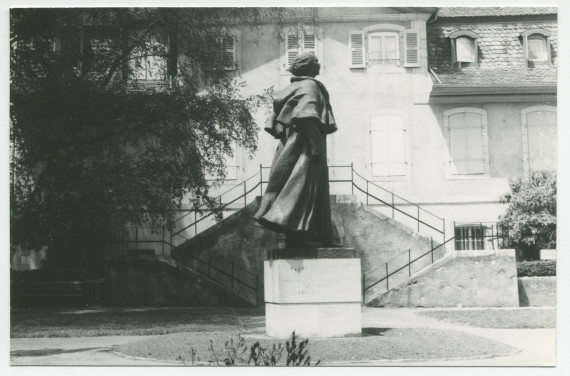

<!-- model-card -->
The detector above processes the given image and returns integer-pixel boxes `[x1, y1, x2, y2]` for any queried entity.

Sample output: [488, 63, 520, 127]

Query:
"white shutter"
[349, 30, 365, 68]
[371, 115, 407, 177]
[404, 29, 420, 67]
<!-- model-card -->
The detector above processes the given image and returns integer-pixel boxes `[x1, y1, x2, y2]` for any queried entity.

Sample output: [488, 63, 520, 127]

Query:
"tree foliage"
[499, 170, 557, 260]
[10, 7, 317, 266]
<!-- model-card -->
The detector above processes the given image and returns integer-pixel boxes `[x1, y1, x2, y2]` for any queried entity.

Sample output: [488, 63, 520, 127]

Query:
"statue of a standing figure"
[254, 52, 341, 248]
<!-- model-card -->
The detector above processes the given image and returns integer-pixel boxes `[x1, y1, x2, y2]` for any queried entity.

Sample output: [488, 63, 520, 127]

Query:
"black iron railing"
[454, 222, 510, 251]
[112, 163, 448, 306]
[362, 237, 455, 303]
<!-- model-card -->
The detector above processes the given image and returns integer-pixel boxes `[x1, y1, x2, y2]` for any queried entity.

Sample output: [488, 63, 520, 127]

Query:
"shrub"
[499, 170, 556, 260]
[517, 261, 556, 277]
[204, 332, 320, 366]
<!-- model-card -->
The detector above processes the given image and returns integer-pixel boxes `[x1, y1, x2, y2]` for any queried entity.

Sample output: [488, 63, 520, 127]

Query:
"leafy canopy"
[10, 7, 317, 263]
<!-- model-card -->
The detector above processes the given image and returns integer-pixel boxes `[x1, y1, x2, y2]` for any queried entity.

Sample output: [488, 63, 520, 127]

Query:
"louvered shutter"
[403, 29, 421, 67]
[286, 33, 299, 68]
[349, 30, 365, 68]
[223, 36, 236, 70]
[303, 32, 317, 55]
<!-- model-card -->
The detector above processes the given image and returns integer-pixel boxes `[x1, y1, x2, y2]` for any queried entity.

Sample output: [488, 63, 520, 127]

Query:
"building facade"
[209, 6, 557, 250]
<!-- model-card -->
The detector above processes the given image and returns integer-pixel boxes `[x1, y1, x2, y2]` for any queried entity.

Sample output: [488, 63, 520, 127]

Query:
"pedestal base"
[266, 302, 361, 339]
[264, 248, 362, 339]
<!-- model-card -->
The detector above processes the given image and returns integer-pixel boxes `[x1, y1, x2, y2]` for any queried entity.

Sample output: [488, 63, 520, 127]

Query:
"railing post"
[392, 193, 395, 219]
[230, 262, 234, 292]
[408, 249, 411, 277]
[243, 181, 247, 207]
[255, 274, 259, 308]
[443, 218, 446, 244]
[350, 162, 354, 195]
[417, 207, 420, 232]
[362, 273, 365, 304]
[259, 164, 263, 196]
[207, 252, 211, 278]
[386, 262, 389, 291]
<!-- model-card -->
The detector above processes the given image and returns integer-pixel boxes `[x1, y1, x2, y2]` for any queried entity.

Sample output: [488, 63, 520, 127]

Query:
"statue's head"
[289, 52, 320, 78]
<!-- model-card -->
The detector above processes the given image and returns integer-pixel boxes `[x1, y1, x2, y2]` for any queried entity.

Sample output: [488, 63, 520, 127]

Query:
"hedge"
[517, 261, 556, 277]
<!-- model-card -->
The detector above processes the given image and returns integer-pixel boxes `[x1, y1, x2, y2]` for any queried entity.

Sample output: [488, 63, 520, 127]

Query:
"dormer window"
[449, 30, 479, 68]
[521, 29, 552, 68]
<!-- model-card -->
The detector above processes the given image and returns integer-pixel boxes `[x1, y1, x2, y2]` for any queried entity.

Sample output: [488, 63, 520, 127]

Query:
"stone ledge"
[267, 248, 356, 260]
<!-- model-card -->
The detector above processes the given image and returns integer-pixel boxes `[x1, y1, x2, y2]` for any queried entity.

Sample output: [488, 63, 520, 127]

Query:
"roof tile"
[438, 7, 557, 18]
[431, 67, 557, 86]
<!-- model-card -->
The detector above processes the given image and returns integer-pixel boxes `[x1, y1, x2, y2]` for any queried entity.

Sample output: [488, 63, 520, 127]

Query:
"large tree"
[10, 8, 317, 267]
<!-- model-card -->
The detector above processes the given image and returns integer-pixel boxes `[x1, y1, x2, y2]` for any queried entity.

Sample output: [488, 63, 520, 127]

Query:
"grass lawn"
[418, 308, 555, 329]
[11, 307, 245, 338]
[115, 328, 516, 365]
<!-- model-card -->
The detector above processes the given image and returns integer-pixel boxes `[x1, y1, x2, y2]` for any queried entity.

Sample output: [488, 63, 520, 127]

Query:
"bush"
[499, 170, 556, 260]
[185, 332, 320, 366]
[517, 260, 556, 277]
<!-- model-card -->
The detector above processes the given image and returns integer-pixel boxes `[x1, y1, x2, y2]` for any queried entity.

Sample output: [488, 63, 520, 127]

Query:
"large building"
[202, 6, 557, 250]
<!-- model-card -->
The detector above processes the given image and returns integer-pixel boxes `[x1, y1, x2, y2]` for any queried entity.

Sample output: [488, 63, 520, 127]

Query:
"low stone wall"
[518, 277, 556, 307]
[369, 249, 519, 308]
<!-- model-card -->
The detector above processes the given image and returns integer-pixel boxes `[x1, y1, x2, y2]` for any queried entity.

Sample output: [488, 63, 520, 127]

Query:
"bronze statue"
[254, 52, 340, 248]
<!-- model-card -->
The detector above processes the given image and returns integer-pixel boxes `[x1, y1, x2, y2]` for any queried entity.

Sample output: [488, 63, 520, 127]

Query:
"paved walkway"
[10, 307, 555, 366]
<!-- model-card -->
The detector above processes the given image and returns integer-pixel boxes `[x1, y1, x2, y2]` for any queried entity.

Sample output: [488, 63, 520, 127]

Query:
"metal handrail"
[352, 182, 444, 235]
[114, 162, 451, 307]
[351, 168, 443, 220]
[363, 237, 455, 296]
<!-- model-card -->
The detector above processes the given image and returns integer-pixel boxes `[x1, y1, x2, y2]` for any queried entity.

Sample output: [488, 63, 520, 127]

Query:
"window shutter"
[225, 142, 238, 180]
[370, 114, 407, 177]
[349, 30, 365, 68]
[303, 32, 317, 55]
[223, 36, 236, 70]
[286, 33, 299, 68]
[403, 29, 420, 67]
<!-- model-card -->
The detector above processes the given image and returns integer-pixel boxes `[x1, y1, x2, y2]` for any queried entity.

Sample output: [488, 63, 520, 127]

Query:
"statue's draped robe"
[253, 76, 337, 242]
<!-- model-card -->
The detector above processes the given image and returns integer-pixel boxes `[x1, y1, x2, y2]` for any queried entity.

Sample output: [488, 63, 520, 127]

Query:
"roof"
[437, 7, 558, 18]
[431, 67, 557, 86]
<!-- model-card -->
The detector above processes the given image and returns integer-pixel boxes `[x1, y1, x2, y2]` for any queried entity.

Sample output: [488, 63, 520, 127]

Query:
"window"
[284, 31, 318, 69]
[449, 30, 479, 67]
[454, 223, 508, 250]
[205, 142, 239, 181]
[521, 106, 557, 175]
[130, 34, 167, 82]
[369, 112, 408, 178]
[521, 29, 552, 67]
[443, 108, 489, 177]
[204, 29, 241, 71]
[349, 25, 420, 69]
[368, 32, 399, 66]
[224, 142, 239, 180]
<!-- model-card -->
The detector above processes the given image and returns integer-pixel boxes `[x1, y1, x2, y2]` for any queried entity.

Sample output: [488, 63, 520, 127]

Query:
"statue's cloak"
[253, 77, 336, 239]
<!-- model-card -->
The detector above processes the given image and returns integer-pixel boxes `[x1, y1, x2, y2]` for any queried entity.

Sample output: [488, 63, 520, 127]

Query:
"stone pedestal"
[264, 248, 362, 339]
